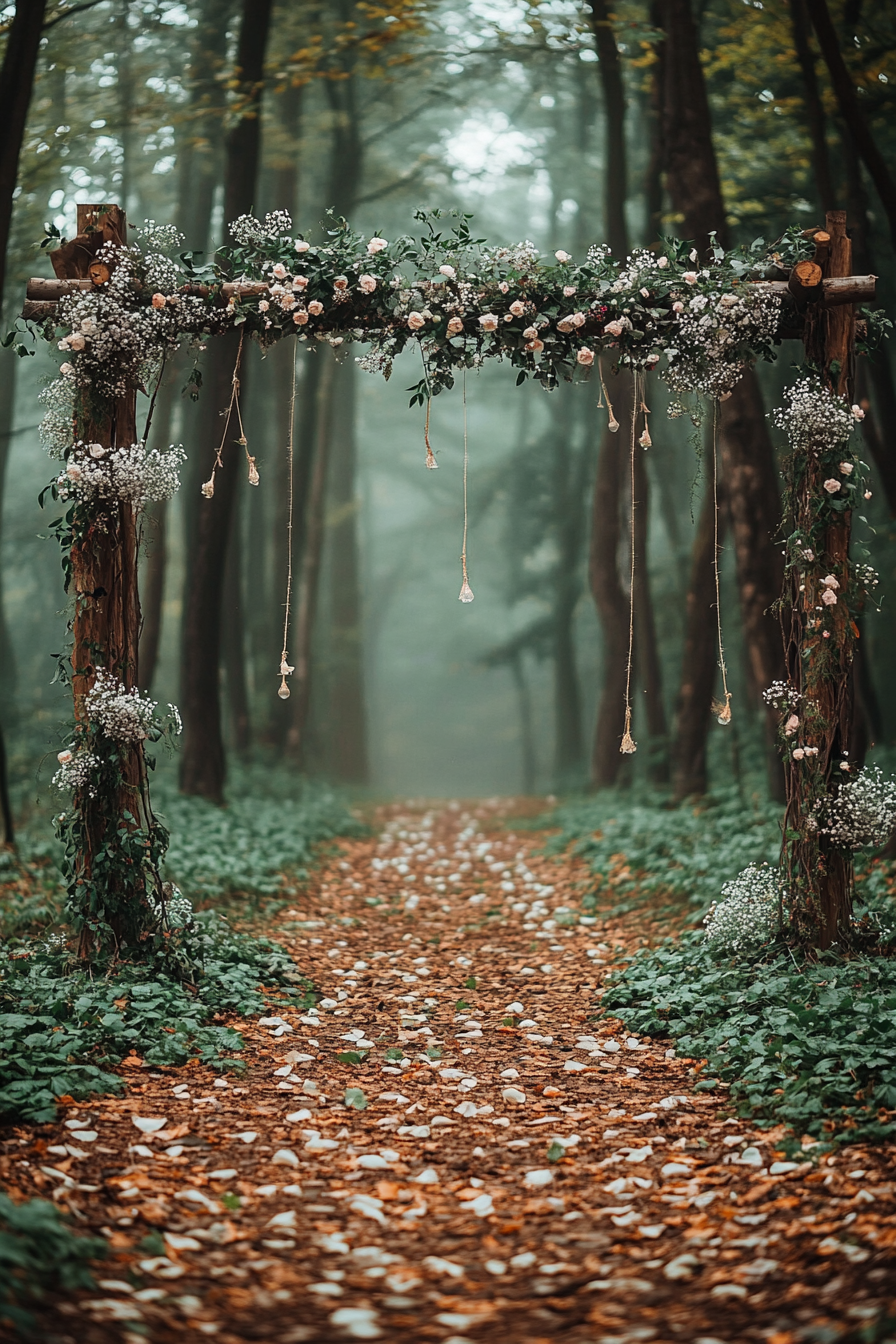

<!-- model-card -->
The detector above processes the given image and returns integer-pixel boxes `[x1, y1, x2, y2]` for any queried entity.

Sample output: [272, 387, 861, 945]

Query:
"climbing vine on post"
[18, 203, 884, 959]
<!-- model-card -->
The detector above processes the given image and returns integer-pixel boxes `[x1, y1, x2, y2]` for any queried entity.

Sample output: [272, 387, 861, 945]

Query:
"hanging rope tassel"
[277, 343, 299, 700]
[424, 396, 438, 470]
[639, 380, 652, 448]
[620, 371, 639, 755]
[710, 398, 733, 726]
[459, 371, 474, 603]
[202, 331, 246, 499]
[598, 356, 619, 432]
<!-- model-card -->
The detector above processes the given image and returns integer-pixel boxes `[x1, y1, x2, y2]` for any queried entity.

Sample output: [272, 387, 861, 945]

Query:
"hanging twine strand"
[421, 347, 438, 469]
[201, 332, 247, 499]
[711, 398, 733, 725]
[277, 344, 299, 700]
[459, 371, 474, 603]
[620, 371, 639, 754]
[598, 356, 619, 432]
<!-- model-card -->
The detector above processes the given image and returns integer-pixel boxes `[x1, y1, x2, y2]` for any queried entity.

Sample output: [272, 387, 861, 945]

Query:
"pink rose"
[554, 249, 571, 262]
[294, 238, 311, 253]
[527, 338, 544, 352]
[479, 313, 498, 332]
[151, 292, 166, 309]
[292, 275, 308, 290]
[447, 316, 464, 334]
[272, 263, 288, 279]
[334, 275, 348, 291]
[407, 311, 426, 330]
[439, 264, 456, 279]
[821, 589, 837, 606]
[358, 274, 377, 294]
[563, 285, 577, 297]
[367, 237, 388, 254]
[509, 300, 525, 317]
[308, 300, 323, 315]
[823, 479, 841, 494]
[683, 271, 698, 284]
[604, 320, 624, 338]
[293, 310, 308, 324]
[576, 347, 595, 366]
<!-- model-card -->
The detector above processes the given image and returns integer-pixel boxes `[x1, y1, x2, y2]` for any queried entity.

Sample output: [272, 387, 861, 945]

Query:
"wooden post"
[783, 210, 857, 947]
[50, 204, 151, 955]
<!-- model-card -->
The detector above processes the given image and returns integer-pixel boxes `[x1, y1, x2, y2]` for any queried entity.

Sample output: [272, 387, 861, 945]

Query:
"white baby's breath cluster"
[230, 210, 293, 246]
[52, 750, 100, 797]
[665, 286, 781, 399]
[814, 766, 896, 849]
[85, 671, 157, 745]
[39, 376, 76, 457]
[762, 680, 801, 711]
[773, 376, 856, 453]
[703, 863, 784, 955]
[55, 440, 185, 507]
[151, 882, 193, 930]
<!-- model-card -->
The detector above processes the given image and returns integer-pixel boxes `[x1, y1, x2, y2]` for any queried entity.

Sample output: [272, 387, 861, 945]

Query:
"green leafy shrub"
[0, 913, 313, 1123]
[544, 786, 781, 914]
[604, 923, 896, 1143]
[0, 1193, 106, 1334]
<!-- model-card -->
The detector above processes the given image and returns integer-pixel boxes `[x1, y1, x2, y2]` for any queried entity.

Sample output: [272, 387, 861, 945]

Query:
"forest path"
[31, 801, 895, 1343]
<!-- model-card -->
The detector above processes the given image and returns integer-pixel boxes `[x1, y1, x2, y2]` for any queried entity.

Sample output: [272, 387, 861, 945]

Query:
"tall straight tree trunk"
[672, 465, 721, 800]
[511, 653, 537, 795]
[660, 0, 785, 798]
[807, 0, 896, 249]
[552, 398, 586, 787]
[0, 0, 48, 310]
[140, 0, 232, 692]
[585, 0, 628, 258]
[590, 372, 633, 788]
[0, 357, 17, 848]
[323, 359, 369, 783]
[180, 0, 274, 801]
[286, 352, 336, 763]
[633, 445, 669, 782]
[790, 0, 837, 214]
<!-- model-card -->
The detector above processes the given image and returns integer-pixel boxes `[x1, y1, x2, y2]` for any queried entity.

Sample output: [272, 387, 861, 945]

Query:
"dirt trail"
[10, 801, 896, 1343]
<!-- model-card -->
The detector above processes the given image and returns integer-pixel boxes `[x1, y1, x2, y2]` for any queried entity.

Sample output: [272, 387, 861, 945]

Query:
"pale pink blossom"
[527, 338, 544, 352]
[657, 256, 669, 269]
[439, 264, 456, 279]
[554, 249, 571, 263]
[683, 271, 698, 285]
[576, 347, 595, 366]
[865, 489, 873, 500]
[509, 300, 525, 317]
[839, 461, 853, 475]
[334, 275, 349, 291]
[292, 275, 308, 290]
[293, 310, 308, 324]
[821, 589, 838, 606]
[823, 478, 841, 494]
[272, 263, 288, 279]
[499, 281, 509, 294]
[88, 443, 104, 459]
[672, 301, 685, 313]
[804, 746, 819, 756]
[523, 326, 538, 340]
[279, 292, 297, 310]
[556, 317, 574, 333]
[604, 319, 624, 337]
[447, 316, 464, 335]
[367, 237, 388, 254]
[69, 333, 86, 351]
[358, 274, 377, 294]
[640, 287, 650, 298]
[851, 403, 865, 420]
[59, 362, 74, 376]
[407, 311, 426, 330]
[784, 714, 800, 736]
[792, 748, 805, 760]
[151, 292, 166, 309]
[258, 299, 270, 312]
[66, 463, 82, 481]
[479, 313, 499, 332]
[563, 285, 577, 297]
[57, 749, 73, 765]
[821, 574, 840, 589]
[294, 238, 311, 253]
[308, 300, 323, 315]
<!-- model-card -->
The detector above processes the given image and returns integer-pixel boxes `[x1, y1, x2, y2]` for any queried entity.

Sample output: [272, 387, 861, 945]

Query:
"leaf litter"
[3, 799, 895, 1342]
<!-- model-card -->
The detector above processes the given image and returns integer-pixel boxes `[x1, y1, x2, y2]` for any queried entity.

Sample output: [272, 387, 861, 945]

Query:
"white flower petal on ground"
[131, 1116, 168, 1134]
[234, 1131, 258, 1144]
[272, 1149, 300, 1166]
[523, 1169, 553, 1188]
[266, 1209, 298, 1229]
[502, 1087, 526, 1104]
[330, 1305, 382, 1338]
[423, 1255, 465, 1277]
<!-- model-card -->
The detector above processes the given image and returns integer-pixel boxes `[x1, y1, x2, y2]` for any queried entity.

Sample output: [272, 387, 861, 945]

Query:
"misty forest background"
[1, 0, 895, 839]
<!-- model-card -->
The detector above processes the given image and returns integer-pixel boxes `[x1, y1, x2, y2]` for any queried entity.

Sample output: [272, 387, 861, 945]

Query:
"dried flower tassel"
[424, 397, 438, 469]
[277, 677, 291, 700]
[620, 707, 637, 755]
[201, 477, 215, 499]
[247, 456, 260, 486]
[459, 579, 474, 603]
[713, 693, 733, 725]
[639, 427, 652, 448]
[608, 416, 620, 433]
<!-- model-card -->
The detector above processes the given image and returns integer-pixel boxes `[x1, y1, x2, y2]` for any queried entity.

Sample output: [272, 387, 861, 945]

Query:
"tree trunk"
[672, 463, 721, 801]
[179, 0, 274, 801]
[511, 653, 537, 796]
[633, 444, 669, 782]
[585, 0, 628, 259]
[552, 398, 586, 788]
[0, 356, 17, 848]
[790, 0, 837, 214]
[322, 359, 369, 783]
[590, 372, 633, 788]
[806, 0, 896, 250]
[783, 211, 857, 948]
[660, 0, 785, 795]
[0, 0, 48, 311]
[138, 372, 177, 693]
[286, 352, 337, 763]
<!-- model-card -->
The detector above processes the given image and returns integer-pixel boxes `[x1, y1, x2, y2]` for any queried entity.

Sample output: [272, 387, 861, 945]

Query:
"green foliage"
[0, 1193, 105, 1334]
[603, 918, 896, 1143]
[157, 772, 365, 902]
[344, 1087, 367, 1110]
[0, 913, 312, 1124]
[545, 786, 781, 914]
